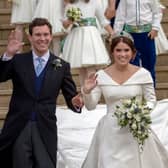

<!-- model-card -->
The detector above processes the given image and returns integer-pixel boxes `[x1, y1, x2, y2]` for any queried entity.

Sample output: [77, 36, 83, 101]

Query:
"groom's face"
[28, 25, 52, 56]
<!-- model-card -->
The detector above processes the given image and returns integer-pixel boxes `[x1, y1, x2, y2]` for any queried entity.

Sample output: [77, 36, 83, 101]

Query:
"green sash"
[124, 24, 152, 33]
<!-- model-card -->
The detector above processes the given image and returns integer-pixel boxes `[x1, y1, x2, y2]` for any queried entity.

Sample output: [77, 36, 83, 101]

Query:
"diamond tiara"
[111, 31, 134, 43]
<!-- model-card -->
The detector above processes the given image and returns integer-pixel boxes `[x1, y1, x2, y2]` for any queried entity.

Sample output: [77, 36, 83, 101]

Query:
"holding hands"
[72, 93, 84, 109]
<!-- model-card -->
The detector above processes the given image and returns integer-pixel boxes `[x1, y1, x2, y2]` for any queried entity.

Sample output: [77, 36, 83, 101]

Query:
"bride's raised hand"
[83, 73, 98, 94]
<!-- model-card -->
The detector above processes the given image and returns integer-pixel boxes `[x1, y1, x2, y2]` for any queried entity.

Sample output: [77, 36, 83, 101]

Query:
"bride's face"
[112, 41, 134, 66]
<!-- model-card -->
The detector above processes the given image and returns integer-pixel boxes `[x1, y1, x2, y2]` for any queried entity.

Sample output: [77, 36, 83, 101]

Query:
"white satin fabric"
[155, 3, 168, 55]
[11, 0, 36, 24]
[62, 0, 110, 68]
[155, 26, 168, 55]
[56, 68, 168, 168]
[56, 105, 106, 168]
[33, 0, 64, 34]
[56, 100, 168, 168]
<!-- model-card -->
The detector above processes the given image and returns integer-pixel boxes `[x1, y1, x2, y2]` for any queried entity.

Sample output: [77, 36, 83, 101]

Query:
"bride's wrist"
[81, 87, 91, 94]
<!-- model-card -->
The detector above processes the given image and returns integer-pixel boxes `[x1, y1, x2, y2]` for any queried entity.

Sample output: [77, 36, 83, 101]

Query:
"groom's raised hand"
[6, 30, 24, 57]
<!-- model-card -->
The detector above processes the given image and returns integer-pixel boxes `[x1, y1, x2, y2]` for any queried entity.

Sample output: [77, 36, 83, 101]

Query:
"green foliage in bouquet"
[114, 97, 152, 151]
[66, 7, 82, 22]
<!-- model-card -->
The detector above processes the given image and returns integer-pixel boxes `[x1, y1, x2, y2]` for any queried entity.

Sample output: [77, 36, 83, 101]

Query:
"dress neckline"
[100, 68, 141, 85]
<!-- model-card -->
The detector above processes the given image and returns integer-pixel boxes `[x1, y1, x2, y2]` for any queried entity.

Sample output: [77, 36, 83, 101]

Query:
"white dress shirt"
[32, 50, 50, 71]
[2, 50, 50, 72]
[114, 0, 161, 32]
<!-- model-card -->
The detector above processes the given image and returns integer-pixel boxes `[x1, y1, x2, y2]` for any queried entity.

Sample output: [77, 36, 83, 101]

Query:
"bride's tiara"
[111, 31, 134, 43]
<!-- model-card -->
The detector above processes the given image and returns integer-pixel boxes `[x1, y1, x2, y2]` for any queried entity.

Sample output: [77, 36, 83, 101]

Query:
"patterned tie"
[35, 57, 44, 76]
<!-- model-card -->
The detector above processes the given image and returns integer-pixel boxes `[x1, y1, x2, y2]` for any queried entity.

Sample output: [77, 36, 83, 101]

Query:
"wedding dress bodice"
[83, 68, 156, 114]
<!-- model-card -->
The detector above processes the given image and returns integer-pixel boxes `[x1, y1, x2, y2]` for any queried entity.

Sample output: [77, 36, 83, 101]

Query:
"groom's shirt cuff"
[1, 53, 13, 61]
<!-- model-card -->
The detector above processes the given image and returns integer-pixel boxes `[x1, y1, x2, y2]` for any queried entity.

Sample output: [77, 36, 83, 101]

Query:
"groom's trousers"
[12, 121, 55, 168]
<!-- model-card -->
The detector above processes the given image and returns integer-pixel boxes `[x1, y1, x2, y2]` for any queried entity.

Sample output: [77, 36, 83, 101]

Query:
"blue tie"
[35, 57, 44, 76]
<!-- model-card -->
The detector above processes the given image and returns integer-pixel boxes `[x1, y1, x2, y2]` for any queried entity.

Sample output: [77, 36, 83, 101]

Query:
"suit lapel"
[39, 53, 61, 97]
[23, 51, 36, 98]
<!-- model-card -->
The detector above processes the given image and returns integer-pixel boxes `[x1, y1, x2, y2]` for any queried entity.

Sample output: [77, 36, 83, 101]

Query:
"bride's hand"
[83, 73, 98, 94]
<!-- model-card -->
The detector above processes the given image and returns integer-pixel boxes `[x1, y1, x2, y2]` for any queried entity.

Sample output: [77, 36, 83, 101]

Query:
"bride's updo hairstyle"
[110, 31, 136, 55]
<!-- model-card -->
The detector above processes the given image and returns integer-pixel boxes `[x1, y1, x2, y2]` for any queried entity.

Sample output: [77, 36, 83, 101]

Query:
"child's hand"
[62, 19, 73, 29]
[148, 30, 158, 39]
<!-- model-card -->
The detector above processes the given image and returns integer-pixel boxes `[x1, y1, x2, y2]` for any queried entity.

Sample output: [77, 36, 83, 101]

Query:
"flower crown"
[112, 31, 134, 43]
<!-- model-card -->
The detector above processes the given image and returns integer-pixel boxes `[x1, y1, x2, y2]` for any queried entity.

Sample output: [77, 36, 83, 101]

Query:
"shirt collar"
[32, 50, 50, 63]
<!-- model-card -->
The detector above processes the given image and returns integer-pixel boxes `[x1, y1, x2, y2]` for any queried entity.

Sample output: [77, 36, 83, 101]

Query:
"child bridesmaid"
[62, 0, 114, 85]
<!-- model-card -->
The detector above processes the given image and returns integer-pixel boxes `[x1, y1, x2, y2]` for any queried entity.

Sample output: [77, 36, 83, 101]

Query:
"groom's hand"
[72, 93, 84, 110]
[6, 30, 24, 57]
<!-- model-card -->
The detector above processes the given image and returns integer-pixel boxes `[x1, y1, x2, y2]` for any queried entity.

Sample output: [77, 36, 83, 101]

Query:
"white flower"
[52, 58, 62, 70]
[114, 97, 152, 151]
[127, 112, 132, 119]
[131, 123, 137, 130]
[123, 99, 132, 106]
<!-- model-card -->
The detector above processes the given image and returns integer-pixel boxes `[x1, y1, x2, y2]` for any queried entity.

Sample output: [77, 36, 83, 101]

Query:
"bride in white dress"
[80, 31, 168, 168]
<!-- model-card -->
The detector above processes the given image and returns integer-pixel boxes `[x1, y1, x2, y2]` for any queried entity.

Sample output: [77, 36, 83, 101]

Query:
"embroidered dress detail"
[124, 24, 152, 33]
[79, 17, 97, 27]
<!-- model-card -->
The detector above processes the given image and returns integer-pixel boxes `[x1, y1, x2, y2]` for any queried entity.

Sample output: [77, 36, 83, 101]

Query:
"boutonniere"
[52, 58, 62, 70]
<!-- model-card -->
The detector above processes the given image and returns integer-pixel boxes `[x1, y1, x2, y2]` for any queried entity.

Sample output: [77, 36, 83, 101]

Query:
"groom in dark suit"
[0, 18, 83, 168]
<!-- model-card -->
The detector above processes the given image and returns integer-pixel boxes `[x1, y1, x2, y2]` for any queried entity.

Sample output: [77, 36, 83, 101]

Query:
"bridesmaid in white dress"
[155, 2, 168, 55]
[10, 0, 36, 51]
[97, 0, 116, 34]
[81, 31, 168, 168]
[102, 0, 116, 20]
[33, 0, 64, 56]
[62, 0, 114, 85]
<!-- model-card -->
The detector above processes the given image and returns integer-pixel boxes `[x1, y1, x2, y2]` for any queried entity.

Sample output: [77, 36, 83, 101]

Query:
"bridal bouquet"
[66, 6, 82, 25]
[114, 97, 152, 151]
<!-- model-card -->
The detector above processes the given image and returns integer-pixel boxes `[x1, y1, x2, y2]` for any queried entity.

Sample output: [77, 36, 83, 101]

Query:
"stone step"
[0, 24, 15, 40]
[156, 53, 168, 66]
[0, 107, 8, 128]
[0, 24, 66, 40]
[0, 0, 11, 9]
[161, 0, 168, 6]
[0, 89, 12, 107]
[156, 83, 168, 100]
[0, 8, 11, 24]
[156, 66, 168, 83]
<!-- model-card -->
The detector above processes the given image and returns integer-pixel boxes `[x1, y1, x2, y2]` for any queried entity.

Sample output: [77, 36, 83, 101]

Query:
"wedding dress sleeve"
[82, 86, 102, 110]
[142, 83, 157, 109]
[141, 68, 157, 109]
